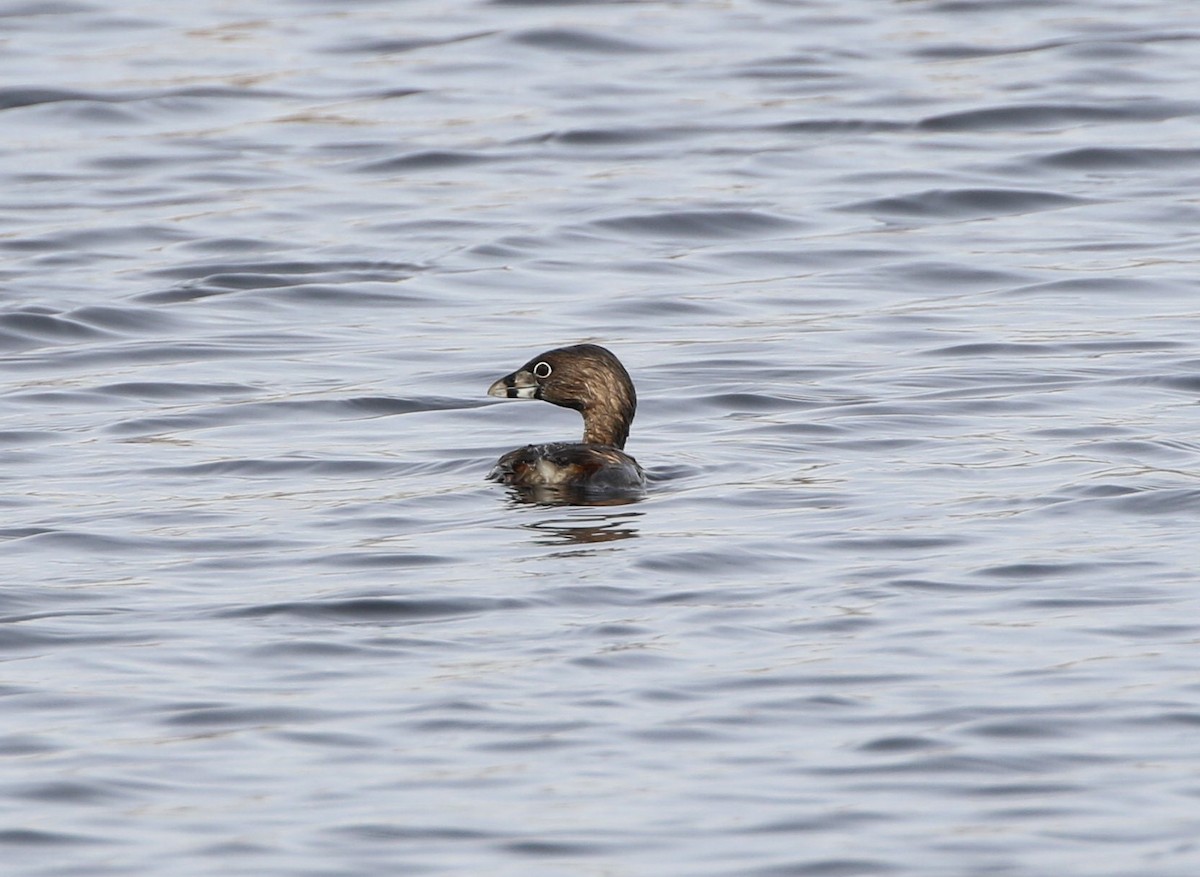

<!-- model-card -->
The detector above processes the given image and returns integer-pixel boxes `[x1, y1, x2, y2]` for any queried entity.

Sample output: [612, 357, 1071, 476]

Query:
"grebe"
[487, 343, 644, 493]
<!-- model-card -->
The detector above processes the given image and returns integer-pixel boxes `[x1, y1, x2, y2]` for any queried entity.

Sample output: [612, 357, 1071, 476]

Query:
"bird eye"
[533, 361, 552, 379]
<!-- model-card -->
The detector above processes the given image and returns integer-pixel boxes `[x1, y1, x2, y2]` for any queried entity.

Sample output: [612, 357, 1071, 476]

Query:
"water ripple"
[589, 209, 798, 240]
[509, 27, 658, 54]
[844, 187, 1093, 220]
[919, 100, 1199, 131]
[220, 595, 527, 621]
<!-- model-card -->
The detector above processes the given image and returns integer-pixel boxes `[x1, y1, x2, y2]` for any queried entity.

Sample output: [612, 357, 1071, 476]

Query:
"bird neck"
[581, 395, 633, 449]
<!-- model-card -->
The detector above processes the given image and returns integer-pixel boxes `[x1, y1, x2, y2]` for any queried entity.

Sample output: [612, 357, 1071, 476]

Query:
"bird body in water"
[487, 343, 644, 495]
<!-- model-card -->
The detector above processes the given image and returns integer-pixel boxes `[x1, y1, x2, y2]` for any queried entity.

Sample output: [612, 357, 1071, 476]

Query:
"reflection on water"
[520, 509, 644, 546]
[496, 482, 646, 509]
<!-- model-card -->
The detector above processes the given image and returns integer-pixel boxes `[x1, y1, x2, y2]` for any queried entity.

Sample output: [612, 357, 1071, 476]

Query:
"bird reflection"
[501, 483, 644, 509]
[520, 509, 643, 546]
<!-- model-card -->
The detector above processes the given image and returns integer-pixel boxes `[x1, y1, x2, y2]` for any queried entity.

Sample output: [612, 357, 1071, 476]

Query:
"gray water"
[3, 1, 1200, 874]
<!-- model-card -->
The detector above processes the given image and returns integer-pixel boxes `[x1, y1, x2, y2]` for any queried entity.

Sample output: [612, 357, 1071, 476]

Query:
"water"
[3, 1, 1200, 874]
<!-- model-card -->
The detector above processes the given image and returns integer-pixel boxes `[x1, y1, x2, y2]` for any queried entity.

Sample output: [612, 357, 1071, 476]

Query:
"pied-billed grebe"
[487, 343, 645, 492]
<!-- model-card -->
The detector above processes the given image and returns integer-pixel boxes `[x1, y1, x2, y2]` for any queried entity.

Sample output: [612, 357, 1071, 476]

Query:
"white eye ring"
[533, 361, 552, 379]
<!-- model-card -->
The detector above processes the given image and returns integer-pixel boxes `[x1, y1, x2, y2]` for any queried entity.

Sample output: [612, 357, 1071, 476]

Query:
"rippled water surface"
[4, 1, 1200, 874]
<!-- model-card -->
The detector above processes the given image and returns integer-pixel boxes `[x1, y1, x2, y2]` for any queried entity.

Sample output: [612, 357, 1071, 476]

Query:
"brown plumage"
[487, 343, 644, 493]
